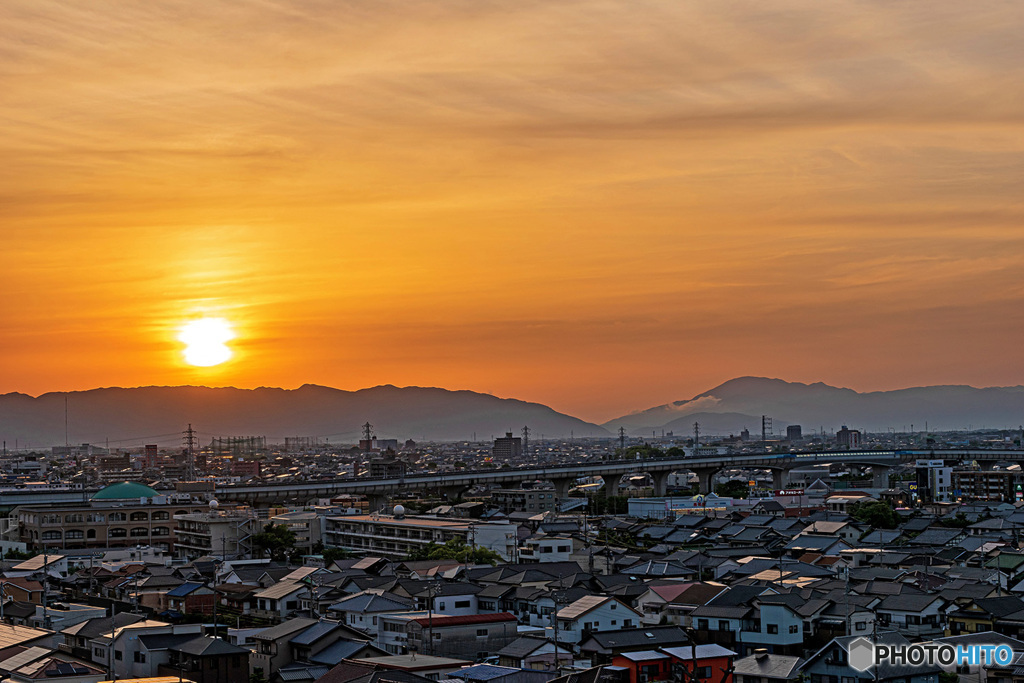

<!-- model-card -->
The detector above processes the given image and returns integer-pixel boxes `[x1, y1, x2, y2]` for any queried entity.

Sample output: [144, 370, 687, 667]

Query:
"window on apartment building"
[789, 625, 799, 634]
[767, 624, 778, 634]
[697, 619, 708, 630]
[718, 621, 729, 632]
[115, 651, 122, 661]
[439, 602, 446, 611]
[476, 629, 488, 637]
[455, 601, 470, 608]
[93, 649, 104, 659]
[694, 666, 711, 679]
[134, 652, 146, 663]
[558, 546, 570, 552]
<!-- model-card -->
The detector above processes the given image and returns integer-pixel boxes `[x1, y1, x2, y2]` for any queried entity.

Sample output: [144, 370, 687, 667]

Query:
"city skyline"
[3, 1, 1024, 422]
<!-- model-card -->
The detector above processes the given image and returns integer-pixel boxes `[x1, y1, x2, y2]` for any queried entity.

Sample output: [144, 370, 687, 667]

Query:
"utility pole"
[108, 603, 117, 682]
[551, 589, 563, 675]
[426, 580, 439, 656]
[41, 546, 49, 629]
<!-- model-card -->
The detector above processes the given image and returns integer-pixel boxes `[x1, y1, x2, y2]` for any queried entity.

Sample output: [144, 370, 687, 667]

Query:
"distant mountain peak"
[604, 376, 1024, 434]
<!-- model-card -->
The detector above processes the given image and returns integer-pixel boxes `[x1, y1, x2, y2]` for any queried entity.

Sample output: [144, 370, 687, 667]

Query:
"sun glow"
[178, 318, 235, 367]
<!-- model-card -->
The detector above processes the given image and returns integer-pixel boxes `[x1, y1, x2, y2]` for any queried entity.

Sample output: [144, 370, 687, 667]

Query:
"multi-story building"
[14, 481, 207, 553]
[490, 487, 557, 514]
[836, 426, 861, 449]
[270, 510, 323, 555]
[369, 456, 407, 478]
[174, 504, 258, 560]
[324, 513, 517, 561]
[952, 469, 1022, 501]
[519, 536, 575, 563]
[915, 459, 953, 502]
[492, 433, 522, 461]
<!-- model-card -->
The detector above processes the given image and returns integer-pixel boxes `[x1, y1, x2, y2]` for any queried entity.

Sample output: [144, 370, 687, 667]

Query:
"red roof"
[410, 612, 517, 627]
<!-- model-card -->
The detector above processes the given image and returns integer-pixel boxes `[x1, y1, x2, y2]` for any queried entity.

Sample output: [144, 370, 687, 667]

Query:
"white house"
[253, 581, 307, 621]
[553, 596, 641, 644]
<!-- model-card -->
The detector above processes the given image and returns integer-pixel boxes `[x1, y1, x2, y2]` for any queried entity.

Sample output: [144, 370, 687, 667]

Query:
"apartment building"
[324, 513, 517, 561]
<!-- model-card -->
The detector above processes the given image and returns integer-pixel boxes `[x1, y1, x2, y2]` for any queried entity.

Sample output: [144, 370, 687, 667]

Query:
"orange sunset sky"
[2, 1, 1023, 422]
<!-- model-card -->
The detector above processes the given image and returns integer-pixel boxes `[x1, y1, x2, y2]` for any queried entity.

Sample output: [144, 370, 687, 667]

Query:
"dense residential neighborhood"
[2, 427, 1024, 683]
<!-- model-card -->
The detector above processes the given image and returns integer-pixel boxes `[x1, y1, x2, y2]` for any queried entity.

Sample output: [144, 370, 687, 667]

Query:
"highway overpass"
[1, 448, 1020, 511]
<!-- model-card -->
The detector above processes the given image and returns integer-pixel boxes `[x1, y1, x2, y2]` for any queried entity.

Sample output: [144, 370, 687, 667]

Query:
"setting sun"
[178, 318, 235, 367]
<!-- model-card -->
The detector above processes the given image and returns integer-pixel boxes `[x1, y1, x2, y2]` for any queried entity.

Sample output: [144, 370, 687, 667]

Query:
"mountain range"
[603, 376, 1024, 436]
[0, 384, 609, 448]
[3, 377, 1024, 449]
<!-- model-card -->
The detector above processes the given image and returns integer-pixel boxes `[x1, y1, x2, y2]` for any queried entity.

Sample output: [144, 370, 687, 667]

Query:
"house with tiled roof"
[327, 591, 413, 636]
[400, 612, 518, 661]
[556, 596, 641, 645]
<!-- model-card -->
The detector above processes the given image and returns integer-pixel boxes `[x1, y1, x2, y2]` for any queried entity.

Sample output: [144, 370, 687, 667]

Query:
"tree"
[939, 512, 974, 529]
[715, 480, 750, 499]
[405, 538, 503, 565]
[252, 523, 296, 561]
[849, 501, 900, 529]
[310, 541, 351, 566]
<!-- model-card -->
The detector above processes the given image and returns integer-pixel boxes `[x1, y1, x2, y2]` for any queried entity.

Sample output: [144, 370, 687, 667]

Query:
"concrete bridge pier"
[692, 468, 718, 495]
[440, 485, 468, 502]
[872, 466, 891, 489]
[651, 471, 672, 498]
[772, 469, 788, 490]
[604, 475, 622, 497]
[366, 492, 390, 512]
[551, 477, 576, 502]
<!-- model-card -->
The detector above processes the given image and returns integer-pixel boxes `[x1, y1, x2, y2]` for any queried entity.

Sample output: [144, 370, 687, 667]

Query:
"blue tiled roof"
[166, 582, 205, 597]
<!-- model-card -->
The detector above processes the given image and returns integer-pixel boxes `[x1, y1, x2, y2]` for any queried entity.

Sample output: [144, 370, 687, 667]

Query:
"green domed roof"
[92, 481, 160, 500]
